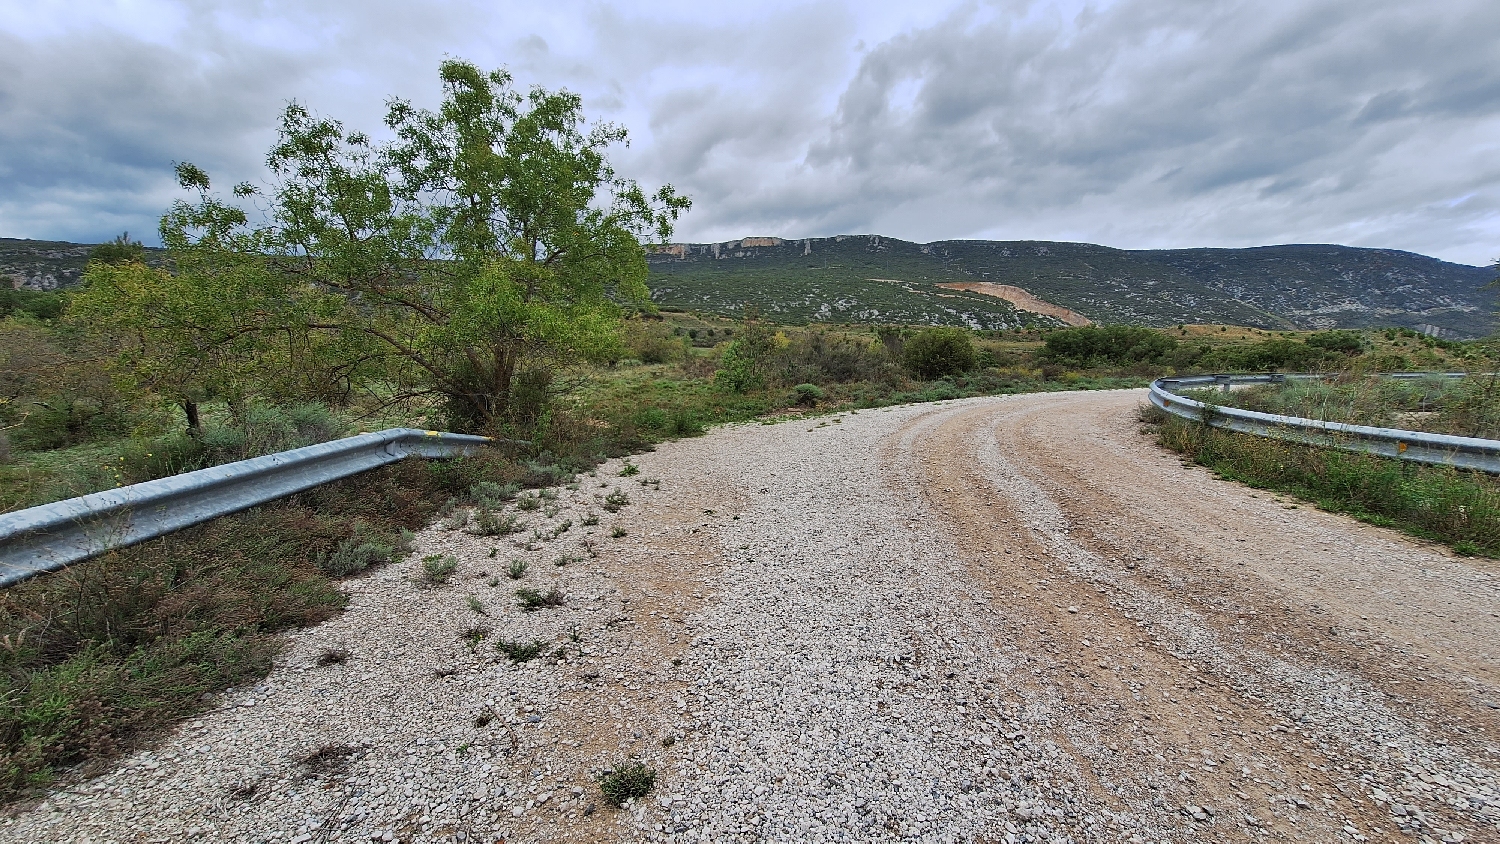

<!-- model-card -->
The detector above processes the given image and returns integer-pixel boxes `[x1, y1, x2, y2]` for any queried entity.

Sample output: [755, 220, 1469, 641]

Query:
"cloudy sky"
[2, 0, 1498, 264]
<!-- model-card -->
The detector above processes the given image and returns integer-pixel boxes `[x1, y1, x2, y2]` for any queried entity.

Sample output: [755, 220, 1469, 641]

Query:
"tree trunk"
[183, 400, 201, 435]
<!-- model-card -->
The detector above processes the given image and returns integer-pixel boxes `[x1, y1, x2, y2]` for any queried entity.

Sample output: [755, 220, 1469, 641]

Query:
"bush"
[902, 328, 976, 380]
[319, 520, 411, 576]
[792, 383, 824, 406]
[1040, 325, 1177, 368]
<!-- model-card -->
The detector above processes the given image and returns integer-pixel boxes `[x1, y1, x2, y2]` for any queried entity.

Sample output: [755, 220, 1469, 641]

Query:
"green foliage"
[598, 760, 656, 806]
[713, 318, 776, 393]
[0, 289, 65, 322]
[468, 509, 522, 536]
[1157, 415, 1500, 557]
[602, 488, 630, 511]
[319, 519, 411, 576]
[507, 558, 529, 579]
[494, 638, 548, 663]
[515, 587, 564, 611]
[1040, 325, 1177, 367]
[88, 232, 146, 265]
[74, 60, 690, 433]
[421, 554, 459, 584]
[792, 383, 824, 405]
[902, 327, 977, 380]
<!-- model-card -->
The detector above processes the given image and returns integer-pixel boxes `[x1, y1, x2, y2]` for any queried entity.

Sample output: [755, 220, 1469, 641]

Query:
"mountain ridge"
[647, 235, 1497, 337]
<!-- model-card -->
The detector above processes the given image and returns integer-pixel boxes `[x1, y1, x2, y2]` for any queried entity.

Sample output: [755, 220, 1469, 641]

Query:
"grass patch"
[1155, 413, 1500, 557]
[598, 760, 656, 807]
[516, 587, 565, 612]
[495, 638, 548, 663]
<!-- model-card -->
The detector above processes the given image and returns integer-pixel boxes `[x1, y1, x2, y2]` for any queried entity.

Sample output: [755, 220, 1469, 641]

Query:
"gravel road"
[6, 389, 1498, 843]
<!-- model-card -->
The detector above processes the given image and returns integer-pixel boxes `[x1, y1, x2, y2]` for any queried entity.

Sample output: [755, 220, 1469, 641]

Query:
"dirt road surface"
[6, 390, 1498, 843]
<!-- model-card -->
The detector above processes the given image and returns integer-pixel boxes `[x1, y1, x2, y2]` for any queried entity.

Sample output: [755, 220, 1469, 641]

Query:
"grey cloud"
[1, 0, 1498, 265]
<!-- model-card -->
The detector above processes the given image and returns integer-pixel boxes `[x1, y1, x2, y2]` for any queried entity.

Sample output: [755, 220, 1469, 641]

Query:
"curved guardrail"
[1149, 373, 1500, 474]
[0, 428, 492, 586]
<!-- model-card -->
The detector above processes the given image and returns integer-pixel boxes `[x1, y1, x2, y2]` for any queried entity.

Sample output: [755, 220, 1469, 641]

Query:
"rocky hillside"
[648, 236, 1498, 337]
[8, 235, 1495, 336]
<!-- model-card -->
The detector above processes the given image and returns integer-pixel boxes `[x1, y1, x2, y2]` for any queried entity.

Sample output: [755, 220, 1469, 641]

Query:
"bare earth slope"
[7, 392, 1498, 843]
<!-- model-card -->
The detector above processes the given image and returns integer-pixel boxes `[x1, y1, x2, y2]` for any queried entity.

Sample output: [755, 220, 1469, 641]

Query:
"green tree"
[88, 232, 145, 265]
[902, 327, 976, 380]
[75, 60, 689, 432]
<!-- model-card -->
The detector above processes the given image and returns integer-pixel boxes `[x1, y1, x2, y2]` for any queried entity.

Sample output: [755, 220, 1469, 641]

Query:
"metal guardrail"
[1149, 373, 1500, 474]
[0, 428, 492, 587]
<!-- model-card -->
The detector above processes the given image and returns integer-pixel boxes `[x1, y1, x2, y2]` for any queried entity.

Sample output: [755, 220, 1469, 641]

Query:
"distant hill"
[647, 236, 1498, 338]
[7, 235, 1495, 337]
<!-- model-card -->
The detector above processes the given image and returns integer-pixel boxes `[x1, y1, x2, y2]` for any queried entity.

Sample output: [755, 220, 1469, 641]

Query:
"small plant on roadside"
[467, 595, 488, 615]
[460, 626, 490, 648]
[516, 587, 565, 612]
[603, 489, 630, 512]
[549, 520, 573, 538]
[421, 554, 459, 585]
[469, 509, 523, 537]
[507, 558, 529, 579]
[315, 647, 351, 667]
[543, 503, 561, 519]
[515, 493, 542, 512]
[619, 462, 640, 477]
[581, 538, 597, 557]
[610, 526, 627, 538]
[471, 481, 521, 508]
[540, 487, 559, 501]
[582, 512, 599, 526]
[495, 638, 549, 663]
[440, 507, 471, 531]
[554, 554, 582, 567]
[598, 760, 656, 806]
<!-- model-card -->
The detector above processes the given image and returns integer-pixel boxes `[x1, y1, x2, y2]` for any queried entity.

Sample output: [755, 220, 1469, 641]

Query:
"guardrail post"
[1215, 375, 1232, 394]
[1269, 373, 1285, 385]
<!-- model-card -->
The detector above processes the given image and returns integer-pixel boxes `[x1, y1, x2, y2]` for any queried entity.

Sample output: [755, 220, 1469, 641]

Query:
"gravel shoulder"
[5, 390, 1497, 844]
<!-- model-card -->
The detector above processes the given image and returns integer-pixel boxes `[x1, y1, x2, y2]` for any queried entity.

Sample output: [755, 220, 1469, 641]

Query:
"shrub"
[319, 520, 408, 576]
[1040, 325, 1176, 368]
[471, 481, 520, 508]
[507, 558, 528, 579]
[469, 510, 522, 536]
[602, 489, 630, 512]
[792, 383, 824, 406]
[902, 328, 976, 380]
[421, 554, 459, 584]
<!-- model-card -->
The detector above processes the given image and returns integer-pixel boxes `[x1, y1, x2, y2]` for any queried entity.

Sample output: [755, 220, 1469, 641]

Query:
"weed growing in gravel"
[581, 512, 599, 526]
[554, 554, 582, 567]
[515, 493, 541, 512]
[469, 510, 523, 537]
[507, 559, 529, 579]
[610, 526, 627, 538]
[549, 520, 573, 538]
[471, 481, 520, 508]
[299, 744, 362, 780]
[581, 538, 597, 557]
[315, 647, 351, 667]
[473, 707, 495, 727]
[318, 522, 414, 577]
[460, 626, 490, 649]
[466, 596, 488, 615]
[598, 760, 656, 806]
[487, 576, 500, 587]
[495, 638, 549, 663]
[543, 504, 561, 519]
[421, 554, 459, 585]
[441, 509, 470, 531]
[568, 625, 582, 643]
[619, 462, 639, 477]
[540, 487, 559, 501]
[516, 587, 565, 611]
[602, 489, 630, 512]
